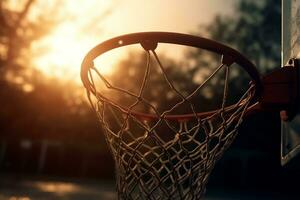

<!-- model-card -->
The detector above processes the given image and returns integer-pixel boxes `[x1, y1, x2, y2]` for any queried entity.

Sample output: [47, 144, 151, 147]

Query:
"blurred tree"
[0, 0, 57, 71]
[0, 0, 113, 148]
[204, 0, 280, 73]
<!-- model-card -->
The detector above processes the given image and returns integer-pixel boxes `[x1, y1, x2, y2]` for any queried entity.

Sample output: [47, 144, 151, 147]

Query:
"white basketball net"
[85, 49, 254, 199]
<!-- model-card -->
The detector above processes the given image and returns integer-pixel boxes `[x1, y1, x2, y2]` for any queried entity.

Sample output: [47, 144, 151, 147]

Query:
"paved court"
[0, 175, 298, 200]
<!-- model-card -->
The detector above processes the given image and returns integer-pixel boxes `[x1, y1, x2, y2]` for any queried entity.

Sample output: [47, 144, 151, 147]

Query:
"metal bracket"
[260, 58, 299, 120]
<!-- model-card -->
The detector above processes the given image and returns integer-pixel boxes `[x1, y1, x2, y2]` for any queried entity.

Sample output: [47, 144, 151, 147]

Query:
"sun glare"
[22, 0, 233, 83]
[30, 0, 118, 82]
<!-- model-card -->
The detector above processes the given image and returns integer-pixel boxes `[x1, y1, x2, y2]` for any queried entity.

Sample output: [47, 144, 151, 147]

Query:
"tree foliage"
[0, 1, 107, 147]
[0, 0, 58, 71]
[205, 0, 280, 72]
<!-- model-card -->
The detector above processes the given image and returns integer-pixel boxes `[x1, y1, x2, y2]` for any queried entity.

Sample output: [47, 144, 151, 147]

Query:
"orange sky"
[27, 0, 234, 82]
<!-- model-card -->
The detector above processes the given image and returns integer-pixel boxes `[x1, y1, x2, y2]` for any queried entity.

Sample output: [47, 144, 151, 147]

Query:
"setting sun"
[30, 0, 117, 82]
[26, 0, 233, 83]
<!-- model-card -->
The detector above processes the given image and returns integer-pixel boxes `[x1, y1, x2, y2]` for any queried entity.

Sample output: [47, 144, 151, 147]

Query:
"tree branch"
[0, 0, 6, 28]
[6, 0, 36, 66]
[14, 0, 36, 29]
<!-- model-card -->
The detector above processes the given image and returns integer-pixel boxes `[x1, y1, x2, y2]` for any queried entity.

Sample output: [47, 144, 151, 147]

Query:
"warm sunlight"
[30, 0, 118, 82]
[24, 0, 233, 83]
[32, 25, 118, 80]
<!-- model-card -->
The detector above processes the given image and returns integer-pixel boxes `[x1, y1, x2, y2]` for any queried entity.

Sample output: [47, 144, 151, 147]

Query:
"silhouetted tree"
[204, 0, 280, 72]
[0, 0, 113, 147]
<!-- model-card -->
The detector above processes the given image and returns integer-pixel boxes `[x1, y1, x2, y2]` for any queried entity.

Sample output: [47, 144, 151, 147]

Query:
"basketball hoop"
[81, 32, 298, 199]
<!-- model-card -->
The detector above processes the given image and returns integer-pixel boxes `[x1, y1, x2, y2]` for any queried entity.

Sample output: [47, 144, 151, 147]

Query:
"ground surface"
[0, 174, 298, 200]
